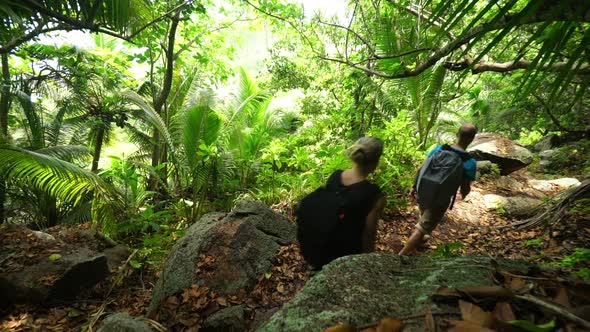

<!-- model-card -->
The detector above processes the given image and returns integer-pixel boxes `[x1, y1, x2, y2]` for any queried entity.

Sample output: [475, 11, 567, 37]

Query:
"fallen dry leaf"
[459, 300, 494, 328]
[324, 323, 356, 332]
[492, 302, 516, 322]
[377, 317, 402, 332]
[447, 319, 496, 332]
[553, 286, 571, 308]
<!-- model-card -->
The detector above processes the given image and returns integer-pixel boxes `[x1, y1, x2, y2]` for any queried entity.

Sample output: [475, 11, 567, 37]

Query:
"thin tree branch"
[243, 0, 317, 54]
[126, 1, 191, 40]
[317, 15, 376, 58]
[445, 59, 590, 75]
[352, 47, 432, 65]
[532, 93, 570, 132]
[173, 16, 244, 60]
[323, 0, 590, 78]
[0, 23, 69, 54]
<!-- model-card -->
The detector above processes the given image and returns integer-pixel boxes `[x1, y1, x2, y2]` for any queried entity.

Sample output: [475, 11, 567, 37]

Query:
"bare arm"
[362, 195, 387, 253]
[460, 179, 471, 199]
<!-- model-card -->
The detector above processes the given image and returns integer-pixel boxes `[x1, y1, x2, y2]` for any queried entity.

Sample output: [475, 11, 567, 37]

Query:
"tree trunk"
[148, 12, 180, 192]
[0, 53, 8, 136]
[91, 126, 105, 173]
[0, 53, 10, 223]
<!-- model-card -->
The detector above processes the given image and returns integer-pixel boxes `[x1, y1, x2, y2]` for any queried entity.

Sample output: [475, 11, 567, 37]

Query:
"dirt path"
[377, 170, 589, 264]
[2, 170, 588, 331]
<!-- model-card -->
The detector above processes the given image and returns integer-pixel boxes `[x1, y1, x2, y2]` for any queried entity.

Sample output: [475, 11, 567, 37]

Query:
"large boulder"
[0, 225, 111, 307]
[97, 313, 154, 332]
[258, 254, 528, 332]
[483, 194, 544, 217]
[148, 200, 296, 316]
[467, 133, 533, 175]
[528, 178, 581, 192]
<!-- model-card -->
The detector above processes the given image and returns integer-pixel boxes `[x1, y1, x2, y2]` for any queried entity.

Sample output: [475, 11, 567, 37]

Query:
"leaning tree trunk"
[503, 179, 590, 230]
[91, 127, 105, 173]
[0, 53, 11, 223]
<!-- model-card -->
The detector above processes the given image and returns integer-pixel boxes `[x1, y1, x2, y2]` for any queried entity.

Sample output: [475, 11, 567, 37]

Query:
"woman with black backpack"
[296, 137, 387, 269]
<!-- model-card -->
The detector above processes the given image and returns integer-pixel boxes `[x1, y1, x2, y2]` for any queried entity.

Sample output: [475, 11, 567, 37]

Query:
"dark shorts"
[416, 205, 448, 235]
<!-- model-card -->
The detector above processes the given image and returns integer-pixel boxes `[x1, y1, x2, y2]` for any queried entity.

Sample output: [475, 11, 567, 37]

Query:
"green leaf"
[508, 320, 555, 332]
[49, 254, 62, 261]
[129, 259, 142, 269]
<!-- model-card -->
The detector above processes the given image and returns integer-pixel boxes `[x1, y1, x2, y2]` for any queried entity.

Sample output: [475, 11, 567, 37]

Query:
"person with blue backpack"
[296, 137, 387, 269]
[399, 124, 478, 256]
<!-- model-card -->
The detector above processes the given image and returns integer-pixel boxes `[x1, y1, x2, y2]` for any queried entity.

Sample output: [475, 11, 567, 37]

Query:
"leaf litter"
[2, 170, 589, 331]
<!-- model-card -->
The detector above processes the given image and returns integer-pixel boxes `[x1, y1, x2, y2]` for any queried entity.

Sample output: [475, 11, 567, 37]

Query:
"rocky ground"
[1, 169, 588, 331]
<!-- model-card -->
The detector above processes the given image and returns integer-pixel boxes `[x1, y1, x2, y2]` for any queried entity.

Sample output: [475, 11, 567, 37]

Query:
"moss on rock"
[258, 253, 528, 332]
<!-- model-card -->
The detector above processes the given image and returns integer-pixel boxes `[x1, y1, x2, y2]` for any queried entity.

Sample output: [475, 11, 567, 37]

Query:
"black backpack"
[415, 144, 471, 210]
[296, 184, 351, 269]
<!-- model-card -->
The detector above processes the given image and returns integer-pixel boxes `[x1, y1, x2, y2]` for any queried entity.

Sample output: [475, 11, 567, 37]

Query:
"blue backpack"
[416, 145, 471, 210]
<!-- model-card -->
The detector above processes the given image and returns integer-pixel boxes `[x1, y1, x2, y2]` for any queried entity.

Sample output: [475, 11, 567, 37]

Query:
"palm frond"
[0, 144, 104, 206]
[36, 145, 92, 162]
[182, 93, 221, 170]
[124, 125, 153, 155]
[14, 89, 44, 149]
[120, 91, 178, 165]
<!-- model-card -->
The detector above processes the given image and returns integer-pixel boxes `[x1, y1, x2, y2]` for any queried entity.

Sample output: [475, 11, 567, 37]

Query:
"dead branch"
[499, 180, 589, 230]
[516, 294, 590, 330]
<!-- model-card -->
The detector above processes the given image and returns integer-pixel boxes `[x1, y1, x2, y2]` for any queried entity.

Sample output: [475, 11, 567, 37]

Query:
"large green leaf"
[0, 144, 101, 204]
[182, 95, 221, 171]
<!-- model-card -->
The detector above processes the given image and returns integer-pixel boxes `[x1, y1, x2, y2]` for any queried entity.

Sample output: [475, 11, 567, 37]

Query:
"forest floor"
[1, 170, 589, 331]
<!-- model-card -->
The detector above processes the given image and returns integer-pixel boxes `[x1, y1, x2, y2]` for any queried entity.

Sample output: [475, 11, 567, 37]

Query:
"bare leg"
[399, 227, 426, 256]
[362, 196, 386, 253]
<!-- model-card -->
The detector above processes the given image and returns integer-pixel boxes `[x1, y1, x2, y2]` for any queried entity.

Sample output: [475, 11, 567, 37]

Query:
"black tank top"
[325, 170, 383, 255]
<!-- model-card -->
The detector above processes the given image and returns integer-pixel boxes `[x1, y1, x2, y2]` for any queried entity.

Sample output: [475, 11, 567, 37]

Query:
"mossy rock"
[148, 200, 296, 316]
[258, 253, 528, 332]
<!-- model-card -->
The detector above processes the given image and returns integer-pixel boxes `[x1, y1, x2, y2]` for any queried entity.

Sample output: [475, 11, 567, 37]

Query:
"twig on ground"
[86, 249, 138, 332]
[0, 252, 16, 265]
[356, 311, 460, 330]
[516, 294, 590, 330]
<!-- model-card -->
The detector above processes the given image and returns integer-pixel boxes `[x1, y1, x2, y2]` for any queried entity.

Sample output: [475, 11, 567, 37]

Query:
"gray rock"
[148, 200, 296, 316]
[202, 305, 247, 332]
[0, 250, 109, 306]
[539, 149, 560, 159]
[539, 149, 562, 167]
[30, 230, 56, 242]
[496, 176, 526, 192]
[475, 160, 497, 178]
[0, 226, 110, 307]
[103, 244, 131, 271]
[467, 133, 533, 175]
[98, 313, 154, 332]
[528, 178, 581, 192]
[533, 134, 559, 152]
[258, 254, 528, 332]
[483, 194, 543, 217]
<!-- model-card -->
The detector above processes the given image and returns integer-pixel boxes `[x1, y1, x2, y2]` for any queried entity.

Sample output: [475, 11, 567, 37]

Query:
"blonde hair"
[348, 137, 383, 172]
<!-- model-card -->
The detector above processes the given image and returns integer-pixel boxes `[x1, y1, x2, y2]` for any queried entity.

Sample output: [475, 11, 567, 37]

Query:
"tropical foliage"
[0, 0, 588, 267]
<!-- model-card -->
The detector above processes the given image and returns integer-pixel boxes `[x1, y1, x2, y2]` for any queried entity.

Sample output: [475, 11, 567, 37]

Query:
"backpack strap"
[449, 192, 457, 210]
[440, 144, 470, 210]
[442, 144, 471, 161]
[326, 170, 343, 191]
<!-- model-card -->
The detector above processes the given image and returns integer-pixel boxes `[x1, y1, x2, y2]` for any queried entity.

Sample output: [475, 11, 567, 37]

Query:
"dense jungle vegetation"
[1, 0, 589, 271]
